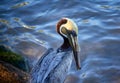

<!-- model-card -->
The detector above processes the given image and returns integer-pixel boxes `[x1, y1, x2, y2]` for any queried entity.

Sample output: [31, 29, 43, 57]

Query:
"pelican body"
[30, 18, 80, 83]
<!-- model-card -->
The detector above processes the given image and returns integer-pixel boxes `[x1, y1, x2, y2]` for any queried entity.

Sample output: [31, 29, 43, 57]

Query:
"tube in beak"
[63, 27, 81, 70]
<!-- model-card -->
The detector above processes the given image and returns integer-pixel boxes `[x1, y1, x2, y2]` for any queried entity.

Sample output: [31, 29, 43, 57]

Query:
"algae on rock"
[0, 45, 29, 72]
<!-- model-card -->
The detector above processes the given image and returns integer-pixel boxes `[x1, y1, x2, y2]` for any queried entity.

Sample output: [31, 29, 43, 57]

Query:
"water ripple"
[0, 0, 120, 83]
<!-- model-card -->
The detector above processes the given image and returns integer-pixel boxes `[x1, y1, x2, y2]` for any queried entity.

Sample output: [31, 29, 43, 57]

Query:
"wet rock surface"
[0, 61, 29, 83]
[0, 45, 29, 71]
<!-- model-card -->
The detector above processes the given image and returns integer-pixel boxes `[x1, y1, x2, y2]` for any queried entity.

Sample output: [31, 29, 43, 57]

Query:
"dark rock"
[0, 45, 29, 72]
[0, 61, 29, 83]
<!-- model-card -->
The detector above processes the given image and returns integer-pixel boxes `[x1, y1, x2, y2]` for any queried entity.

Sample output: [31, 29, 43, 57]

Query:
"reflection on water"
[0, 0, 120, 83]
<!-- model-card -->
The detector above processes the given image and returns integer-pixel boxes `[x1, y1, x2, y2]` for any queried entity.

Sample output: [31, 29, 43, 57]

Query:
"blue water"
[0, 0, 120, 83]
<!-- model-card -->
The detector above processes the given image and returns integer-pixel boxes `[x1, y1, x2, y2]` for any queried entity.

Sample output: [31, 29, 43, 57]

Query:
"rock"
[0, 61, 29, 83]
[0, 45, 29, 72]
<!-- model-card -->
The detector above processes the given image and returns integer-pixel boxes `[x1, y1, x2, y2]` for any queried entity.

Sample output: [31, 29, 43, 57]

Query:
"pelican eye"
[69, 30, 77, 37]
[60, 26, 77, 38]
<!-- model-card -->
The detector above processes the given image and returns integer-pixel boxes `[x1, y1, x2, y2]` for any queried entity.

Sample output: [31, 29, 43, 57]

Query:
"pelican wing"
[30, 48, 72, 83]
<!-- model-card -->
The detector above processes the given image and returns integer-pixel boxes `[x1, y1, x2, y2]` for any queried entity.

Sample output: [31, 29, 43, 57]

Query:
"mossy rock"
[0, 61, 29, 83]
[0, 45, 29, 72]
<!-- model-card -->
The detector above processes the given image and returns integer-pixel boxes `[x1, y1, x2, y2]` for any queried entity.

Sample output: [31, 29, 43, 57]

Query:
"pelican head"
[57, 18, 81, 70]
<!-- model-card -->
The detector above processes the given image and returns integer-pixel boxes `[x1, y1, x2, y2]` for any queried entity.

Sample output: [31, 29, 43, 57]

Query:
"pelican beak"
[64, 27, 81, 70]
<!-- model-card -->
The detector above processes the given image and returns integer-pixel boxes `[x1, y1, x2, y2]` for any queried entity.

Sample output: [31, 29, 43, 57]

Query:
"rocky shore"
[0, 45, 29, 83]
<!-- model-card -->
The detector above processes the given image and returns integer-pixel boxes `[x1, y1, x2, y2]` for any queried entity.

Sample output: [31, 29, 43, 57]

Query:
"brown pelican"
[30, 18, 81, 83]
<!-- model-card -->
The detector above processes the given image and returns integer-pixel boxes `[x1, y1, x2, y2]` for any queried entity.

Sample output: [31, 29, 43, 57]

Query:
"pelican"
[30, 18, 81, 83]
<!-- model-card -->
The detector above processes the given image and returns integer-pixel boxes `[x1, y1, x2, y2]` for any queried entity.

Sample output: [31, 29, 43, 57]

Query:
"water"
[0, 0, 120, 83]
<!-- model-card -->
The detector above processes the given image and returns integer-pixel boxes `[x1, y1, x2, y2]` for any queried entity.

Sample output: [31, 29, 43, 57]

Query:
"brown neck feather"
[56, 18, 71, 51]
[57, 36, 71, 52]
[61, 36, 70, 49]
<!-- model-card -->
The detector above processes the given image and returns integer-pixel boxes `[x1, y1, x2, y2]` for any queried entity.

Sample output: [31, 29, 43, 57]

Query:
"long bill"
[68, 34, 81, 70]
[63, 27, 81, 70]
